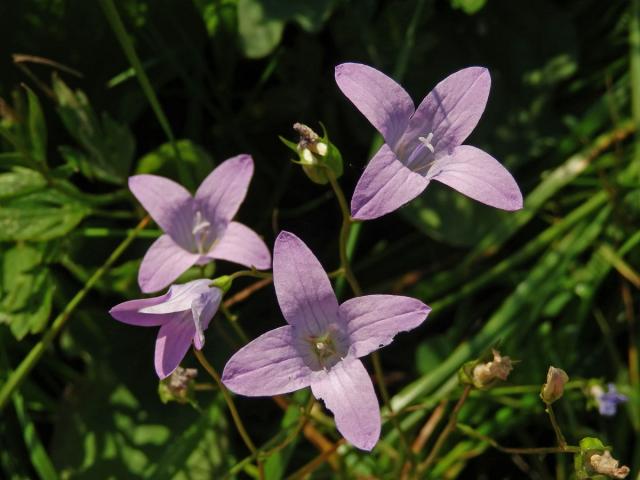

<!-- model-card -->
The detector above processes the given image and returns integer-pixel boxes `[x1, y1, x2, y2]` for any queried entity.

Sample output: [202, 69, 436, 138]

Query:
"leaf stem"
[545, 403, 567, 449]
[419, 385, 472, 473]
[0, 216, 150, 412]
[192, 347, 264, 480]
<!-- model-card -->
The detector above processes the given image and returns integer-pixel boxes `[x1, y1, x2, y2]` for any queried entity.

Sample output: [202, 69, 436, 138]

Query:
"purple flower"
[129, 155, 271, 293]
[592, 383, 628, 416]
[110, 279, 222, 378]
[221, 231, 430, 450]
[335, 63, 523, 220]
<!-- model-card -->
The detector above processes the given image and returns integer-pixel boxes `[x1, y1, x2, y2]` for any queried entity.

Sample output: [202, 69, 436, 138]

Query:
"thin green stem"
[419, 385, 472, 473]
[228, 270, 273, 282]
[327, 170, 361, 296]
[99, 0, 191, 188]
[457, 423, 580, 455]
[220, 304, 250, 344]
[192, 348, 264, 480]
[0, 216, 150, 411]
[631, 0, 640, 176]
[260, 396, 315, 458]
[545, 404, 567, 449]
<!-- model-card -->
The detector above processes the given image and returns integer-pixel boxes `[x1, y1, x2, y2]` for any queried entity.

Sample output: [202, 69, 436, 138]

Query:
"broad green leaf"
[24, 86, 47, 165]
[401, 183, 506, 247]
[0, 168, 46, 200]
[237, 0, 334, 58]
[0, 189, 90, 242]
[450, 0, 487, 14]
[136, 139, 214, 184]
[0, 244, 55, 339]
[53, 75, 134, 185]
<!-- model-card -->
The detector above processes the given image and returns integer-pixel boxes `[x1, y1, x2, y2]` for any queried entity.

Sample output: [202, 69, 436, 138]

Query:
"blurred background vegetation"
[0, 0, 638, 478]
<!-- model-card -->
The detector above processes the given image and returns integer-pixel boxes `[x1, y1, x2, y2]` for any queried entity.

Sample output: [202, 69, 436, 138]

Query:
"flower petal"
[427, 145, 523, 211]
[138, 234, 201, 293]
[128, 175, 195, 248]
[335, 63, 414, 149]
[109, 293, 173, 327]
[191, 287, 222, 350]
[339, 295, 431, 358]
[273, 231, 339, 335]
[310, 357, 380, 451]
[350, 144, 429, 220]
[401, 67, 491, 154]
[139, 279, 213, 314]
[154, 315, 195, 379]
[195, 154, 254, 225]
[222, 326, 314, 396]
[207, 222, 271, 270]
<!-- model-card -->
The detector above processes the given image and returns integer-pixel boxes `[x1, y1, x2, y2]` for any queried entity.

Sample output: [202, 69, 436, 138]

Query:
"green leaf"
[0, 189, 90, 242]
[136, 139, 214, 184]
[237, 0, 334, 58]
[0, 244, 55, 339]
[450, 0, 487, 14]
[401, 184, 506, 247]
[24, 86, 47, 165]
[53, 75, 134, 185]
[0, 168, 47, 201]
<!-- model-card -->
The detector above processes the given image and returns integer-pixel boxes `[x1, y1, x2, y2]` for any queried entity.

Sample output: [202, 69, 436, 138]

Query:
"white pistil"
[418, 132, 435, 153]
[192, 211, 210, 236]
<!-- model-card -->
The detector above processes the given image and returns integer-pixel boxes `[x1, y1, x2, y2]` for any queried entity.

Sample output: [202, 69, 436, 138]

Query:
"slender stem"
[0, 216, 150, 411]
[545, 404, 567, 448]
[220, 304, 250, 344]
[260, 396, 315, 457]
[228, 270, 273, 282]
[419, 385, 472, 473]
[192, 348, 264, 480]
[99, 0, 191, 188]
[458, 423, 580, 455]
[285, 440, 345, 480]
[326, 171, 362, 296]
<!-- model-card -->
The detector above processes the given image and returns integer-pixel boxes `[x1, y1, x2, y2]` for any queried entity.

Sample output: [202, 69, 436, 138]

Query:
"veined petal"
[195, 154, 254, 225]
[154, 315, 196, 379]
[109, 293, 173, 327]
[401, 67, 491, 155]
[350, 144, 429, 220]
[335, 63, 414, 149]
[222, 326, 314, 396]
[128, 175, 195, 248]
[340, 295, 431, 358]
[191, 287, 222, 350]
[139, 279, 213, 314]
[273, 232, 339, 335]
[207, 222, 271, 270]
[310, 357, 380, 451]
[427, 145, 523, 211]
[138, 235, 201, 293]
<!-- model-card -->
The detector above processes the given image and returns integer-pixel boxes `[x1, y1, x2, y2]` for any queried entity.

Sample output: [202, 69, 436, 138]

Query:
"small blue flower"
[593, 383, 628, 416]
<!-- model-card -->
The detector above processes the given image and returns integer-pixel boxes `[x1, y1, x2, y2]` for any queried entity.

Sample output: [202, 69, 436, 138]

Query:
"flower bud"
[158, 367, 198, 404]
[589, 451, 630, 479]
[459, 349, 513, 389]
[280, 122, 343, 185]
[540, 366, 569, 404]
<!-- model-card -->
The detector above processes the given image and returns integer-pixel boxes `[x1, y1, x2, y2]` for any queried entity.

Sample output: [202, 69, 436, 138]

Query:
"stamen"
[418, 132, 435, 153]
[192, 211, 211, 236]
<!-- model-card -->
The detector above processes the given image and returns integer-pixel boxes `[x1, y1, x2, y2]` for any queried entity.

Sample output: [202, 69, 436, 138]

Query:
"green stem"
[228, 270, 273, 282]
[327, 171, 361, 296]
[98, 0, 191, 188]
[419, 385, 472, 473]
[545, 404, 567, 448]
[0, 216, 150, 412]
[458, 423, 580, 455]
[631, 0, 640, 177]
[192, 348, 264, 480]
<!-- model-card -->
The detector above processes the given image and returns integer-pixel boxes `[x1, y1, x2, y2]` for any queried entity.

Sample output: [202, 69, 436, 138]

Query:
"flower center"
[405, 132, 436, 174]
[192, 210, 212, 254]
[302, 329, 346, 370]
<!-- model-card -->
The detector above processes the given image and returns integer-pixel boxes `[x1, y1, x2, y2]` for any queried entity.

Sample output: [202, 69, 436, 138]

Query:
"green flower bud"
[540, 366, 569, 404]
[280, 122, 343, 185]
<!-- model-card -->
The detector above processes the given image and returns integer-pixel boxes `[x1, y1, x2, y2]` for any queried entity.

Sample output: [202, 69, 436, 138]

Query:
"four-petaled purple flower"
[110, 279, 222, 378]
[221, 231, 431, 450]
[592, 383, 628, 416]
[129, 154, 271, 293]
[334, 63, 523, 220]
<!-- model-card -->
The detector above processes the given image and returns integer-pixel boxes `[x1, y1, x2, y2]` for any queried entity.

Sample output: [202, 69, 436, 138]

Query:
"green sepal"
[210, 275, 232, 293]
